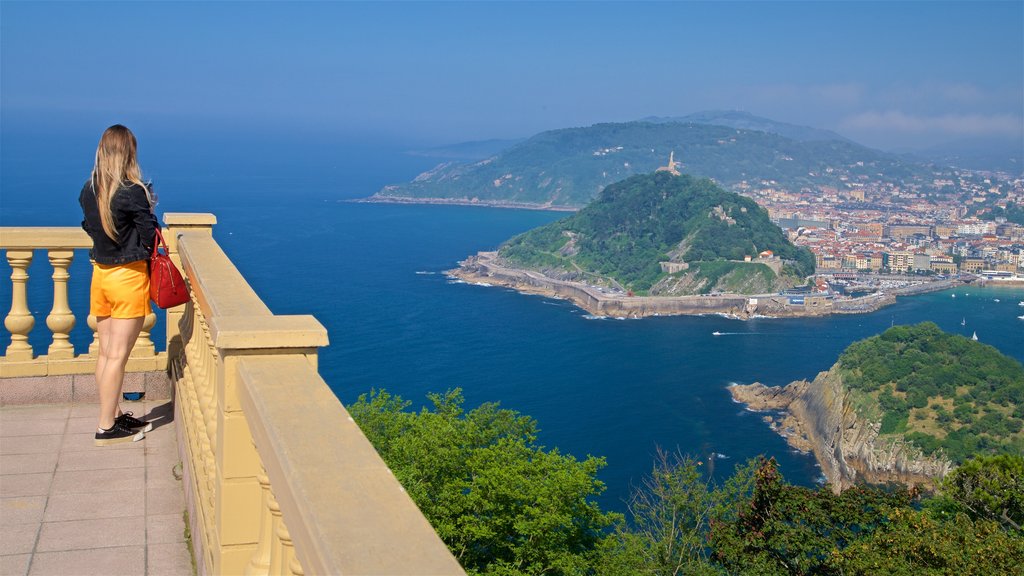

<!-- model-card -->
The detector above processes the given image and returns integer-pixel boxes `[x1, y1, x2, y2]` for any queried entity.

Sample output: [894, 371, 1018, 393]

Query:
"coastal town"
[737, 162, 1024, 294]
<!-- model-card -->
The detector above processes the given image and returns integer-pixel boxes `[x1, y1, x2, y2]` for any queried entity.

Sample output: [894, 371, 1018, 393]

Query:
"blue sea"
[3, 129, 1023, 512]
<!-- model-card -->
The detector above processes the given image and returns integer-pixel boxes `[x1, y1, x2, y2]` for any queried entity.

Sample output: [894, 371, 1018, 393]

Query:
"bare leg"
[96, 316, 144, 430]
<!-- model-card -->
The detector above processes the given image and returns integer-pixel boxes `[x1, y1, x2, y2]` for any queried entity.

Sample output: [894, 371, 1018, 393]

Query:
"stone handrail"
[0, 227, 162, 377]
[163, 213, 464, 575]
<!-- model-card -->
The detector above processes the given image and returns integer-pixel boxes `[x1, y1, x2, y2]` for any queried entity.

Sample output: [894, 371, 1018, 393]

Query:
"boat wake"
[414, 270, 437, 275]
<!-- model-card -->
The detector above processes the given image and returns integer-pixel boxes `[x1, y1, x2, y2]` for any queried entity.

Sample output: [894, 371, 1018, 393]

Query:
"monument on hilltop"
[656, 151, 681, 176]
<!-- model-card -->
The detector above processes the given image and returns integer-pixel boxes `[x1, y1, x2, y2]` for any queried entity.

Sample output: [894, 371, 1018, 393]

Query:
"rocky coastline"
[449, 251, 961, 320]
[729, 372, 953, 493]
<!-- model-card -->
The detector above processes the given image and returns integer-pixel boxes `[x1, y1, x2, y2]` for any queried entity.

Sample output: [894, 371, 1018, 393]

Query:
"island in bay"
[728, 322, 1024, 492]
[449, 169, 959, 318]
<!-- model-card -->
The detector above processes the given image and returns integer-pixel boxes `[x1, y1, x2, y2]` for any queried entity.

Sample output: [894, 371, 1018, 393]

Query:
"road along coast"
[357, 195, 578, 211]
[449, 251, 964, 320]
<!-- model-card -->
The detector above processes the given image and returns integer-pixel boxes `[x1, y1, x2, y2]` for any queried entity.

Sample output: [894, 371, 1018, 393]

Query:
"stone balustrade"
[2, 214, 464, 575]
[0, 227, 162, 377]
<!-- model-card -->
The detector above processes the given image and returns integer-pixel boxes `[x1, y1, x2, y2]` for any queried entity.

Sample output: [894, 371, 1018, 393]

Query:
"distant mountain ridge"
[643, 110, 854, 143]
[373, 116, 971, 209]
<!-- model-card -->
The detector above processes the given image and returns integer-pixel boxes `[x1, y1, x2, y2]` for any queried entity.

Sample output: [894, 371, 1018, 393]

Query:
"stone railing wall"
[164, 213, 463, 575]
[1, 216, 464, 575]
[0, 227, 165, 377]
[1, 227, 166, 406]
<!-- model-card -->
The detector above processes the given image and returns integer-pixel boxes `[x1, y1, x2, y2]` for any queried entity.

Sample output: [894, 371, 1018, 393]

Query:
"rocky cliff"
[730, 366, 953, 493]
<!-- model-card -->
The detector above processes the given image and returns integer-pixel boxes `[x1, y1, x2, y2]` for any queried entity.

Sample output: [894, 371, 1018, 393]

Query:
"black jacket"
[80, 180, 158, 265]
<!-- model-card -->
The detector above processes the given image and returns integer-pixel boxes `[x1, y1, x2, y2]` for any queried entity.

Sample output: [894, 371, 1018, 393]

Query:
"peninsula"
[729, 322, 1024, 491]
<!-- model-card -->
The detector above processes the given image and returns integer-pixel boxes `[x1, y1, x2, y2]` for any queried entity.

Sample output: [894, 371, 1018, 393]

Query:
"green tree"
[943, 453, 1024, 531]
[707, 458, 912, 575]
[830, 508, 1024, 574]
[595, 450, 758, 575]
[347, 389, 621, 575]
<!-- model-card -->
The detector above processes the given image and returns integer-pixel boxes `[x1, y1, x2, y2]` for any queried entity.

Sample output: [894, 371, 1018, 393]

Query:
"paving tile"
[68, 404, 99, 418]
[146, 466, 184, 491]
[42, 489, 143, 522]
[0, 496, 46, 525]
[146, 486, 186, 516]
[65, 417, 101, 434]
[0, 420, 65, 438]
[59, 432, 138, 452]
[36, 516, 145, 552]
[0, 523, 39, 555]
[51, 467, 145, 495]
[0, 405, 69, 422]
[146, 542, 194, 576]
[0, 453, 58, 476]
[0, 434, 62, 456]
[28, 546, 145, 576]
[57, 447, 144, 472]
[0, 553, 30, 576]
[0, 473, 53, 497]
[146, 512, 187, 544]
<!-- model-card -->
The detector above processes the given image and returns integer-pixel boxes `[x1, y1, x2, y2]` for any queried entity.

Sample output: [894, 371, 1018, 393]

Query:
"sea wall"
[730, 370, 953, 493]
[451, 252, 826, 319]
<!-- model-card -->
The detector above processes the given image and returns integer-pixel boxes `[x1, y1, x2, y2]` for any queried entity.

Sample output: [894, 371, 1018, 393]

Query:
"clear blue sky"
[2, 1, 1021, 150]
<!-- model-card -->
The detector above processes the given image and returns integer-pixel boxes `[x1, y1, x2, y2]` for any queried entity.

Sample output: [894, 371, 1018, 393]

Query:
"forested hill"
[371, 120, 960, 208]
[839, 322, 1024, 463]
[497, 172, 815, 294]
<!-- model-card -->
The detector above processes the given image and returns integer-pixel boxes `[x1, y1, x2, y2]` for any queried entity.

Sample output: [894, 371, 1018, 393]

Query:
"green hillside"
[374, 120, 966, 208]
[839, 322, 1024, 463]
[498, 172, 815, 294]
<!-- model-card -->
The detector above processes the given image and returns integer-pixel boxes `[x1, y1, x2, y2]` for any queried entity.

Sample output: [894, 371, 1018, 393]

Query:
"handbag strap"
[152, 228, 169, 259]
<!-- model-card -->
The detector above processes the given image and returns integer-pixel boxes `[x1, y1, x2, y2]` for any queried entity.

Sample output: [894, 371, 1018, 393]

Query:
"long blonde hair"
[92, 125, 152, 241]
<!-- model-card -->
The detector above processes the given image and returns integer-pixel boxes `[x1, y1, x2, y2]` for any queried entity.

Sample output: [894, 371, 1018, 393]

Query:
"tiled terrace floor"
[0, 401, 192, 576]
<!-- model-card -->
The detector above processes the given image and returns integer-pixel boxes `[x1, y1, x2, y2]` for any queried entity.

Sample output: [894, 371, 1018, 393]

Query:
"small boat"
[1018, 301, 1024, 307]
[972, 331, 978, 341]
[994, 299, 1001, 303]
[712, 331, 723, 336]
[1018, 315, 1024, 320]
[961, 318, 966, 326]
[951, 294, 956, 298]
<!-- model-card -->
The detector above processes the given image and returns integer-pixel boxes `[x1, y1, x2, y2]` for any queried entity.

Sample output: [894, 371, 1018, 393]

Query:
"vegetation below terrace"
[497, 171, 815, 294]
[349, 388, 1024, 575]
[839, 322, 1024, 463]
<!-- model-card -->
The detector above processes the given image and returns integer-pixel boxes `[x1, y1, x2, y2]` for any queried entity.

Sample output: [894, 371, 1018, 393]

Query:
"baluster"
[132, 308, 157, 357]
[244, 473, 273, 576]
[289, 556, 304, 576]
[45, 250, 76, 359]
[4, 250, 34, 360]
[267, 491, 284, 576]
[87, 314, 99, 356]
[278, 520, 299, 576]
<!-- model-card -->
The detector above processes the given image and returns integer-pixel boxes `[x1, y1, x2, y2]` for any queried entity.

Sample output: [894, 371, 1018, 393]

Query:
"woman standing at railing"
[79, 125, 157, 445]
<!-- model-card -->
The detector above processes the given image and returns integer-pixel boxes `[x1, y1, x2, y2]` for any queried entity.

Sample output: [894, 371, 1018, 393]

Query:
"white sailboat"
[972, 331, 978, 341]
[961, 318, 966, 326]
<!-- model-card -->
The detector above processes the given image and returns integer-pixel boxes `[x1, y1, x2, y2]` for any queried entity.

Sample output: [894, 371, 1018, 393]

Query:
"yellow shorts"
[90, 260, 152, 319]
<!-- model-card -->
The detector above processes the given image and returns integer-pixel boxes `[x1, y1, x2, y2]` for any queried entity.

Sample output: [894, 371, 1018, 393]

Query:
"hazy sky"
[2, 1, 1021, 150]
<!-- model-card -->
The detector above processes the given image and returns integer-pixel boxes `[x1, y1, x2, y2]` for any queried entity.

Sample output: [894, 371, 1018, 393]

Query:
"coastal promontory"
[451, 171, 818, 317]
[730, 322, 1024, 492]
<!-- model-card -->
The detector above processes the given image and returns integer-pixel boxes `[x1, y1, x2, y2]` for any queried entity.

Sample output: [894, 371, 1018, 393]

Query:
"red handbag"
[150, 228, 190, 309]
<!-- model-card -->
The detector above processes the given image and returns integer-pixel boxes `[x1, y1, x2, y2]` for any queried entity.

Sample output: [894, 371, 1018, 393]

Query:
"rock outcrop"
[730, 367, 954, 493]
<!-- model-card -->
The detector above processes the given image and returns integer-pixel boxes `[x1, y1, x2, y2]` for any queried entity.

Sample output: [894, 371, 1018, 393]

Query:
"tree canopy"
[838, 322, 1024, 462]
